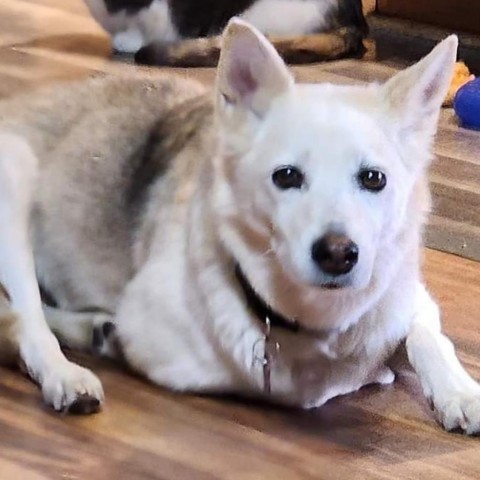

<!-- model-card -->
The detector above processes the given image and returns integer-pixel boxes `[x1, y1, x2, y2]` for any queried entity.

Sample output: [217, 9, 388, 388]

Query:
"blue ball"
[454, 77, 480, 130]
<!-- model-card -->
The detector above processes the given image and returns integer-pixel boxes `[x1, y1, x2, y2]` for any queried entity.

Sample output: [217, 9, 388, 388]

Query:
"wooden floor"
[0, 1, 480, 479]
[1, 250, 480, 480]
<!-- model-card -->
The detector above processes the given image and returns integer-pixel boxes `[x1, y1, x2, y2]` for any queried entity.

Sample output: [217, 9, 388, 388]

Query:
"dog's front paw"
[431, 388, 480, 435]
[41, 362, 104, 414]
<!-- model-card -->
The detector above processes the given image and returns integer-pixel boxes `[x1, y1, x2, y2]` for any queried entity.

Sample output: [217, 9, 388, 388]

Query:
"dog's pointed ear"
[381, 35, 458, 137]
[216, 18, 294, 117]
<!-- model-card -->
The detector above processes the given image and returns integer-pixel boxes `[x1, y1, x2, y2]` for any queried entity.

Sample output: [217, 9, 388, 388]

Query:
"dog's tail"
[135, 26, 366, 68]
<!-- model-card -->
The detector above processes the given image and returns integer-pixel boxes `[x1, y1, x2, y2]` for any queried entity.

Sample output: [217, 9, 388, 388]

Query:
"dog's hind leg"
[406, 282, 480, 434]
[43, 305, 117, 358]
[0, 133, 104, 414]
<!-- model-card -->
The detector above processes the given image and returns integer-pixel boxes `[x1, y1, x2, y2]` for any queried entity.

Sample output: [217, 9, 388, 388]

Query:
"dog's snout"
[311, 233, 359, 276]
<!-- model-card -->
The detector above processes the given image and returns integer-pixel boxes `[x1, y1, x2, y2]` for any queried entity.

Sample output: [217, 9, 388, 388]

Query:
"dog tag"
[252, 317, 280, 395]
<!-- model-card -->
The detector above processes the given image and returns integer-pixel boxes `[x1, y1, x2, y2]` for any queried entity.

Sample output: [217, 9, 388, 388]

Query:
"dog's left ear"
[381, 35, 458, 140]
[216, 18, 294, 118]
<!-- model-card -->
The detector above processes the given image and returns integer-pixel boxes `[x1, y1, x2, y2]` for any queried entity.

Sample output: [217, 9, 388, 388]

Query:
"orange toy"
[444, 61, 475, 107]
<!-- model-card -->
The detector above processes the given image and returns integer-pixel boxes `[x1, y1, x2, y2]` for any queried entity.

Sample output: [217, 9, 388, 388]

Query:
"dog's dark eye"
[358, 169, 387, 192]
[272, 166, 304, 190]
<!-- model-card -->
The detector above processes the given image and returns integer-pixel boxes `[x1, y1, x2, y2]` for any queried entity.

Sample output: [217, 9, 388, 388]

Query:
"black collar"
[235, 264, 302, 334]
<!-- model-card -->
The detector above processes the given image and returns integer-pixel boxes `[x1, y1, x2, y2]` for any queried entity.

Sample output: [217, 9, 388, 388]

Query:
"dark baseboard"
[369, 14, 480, 73]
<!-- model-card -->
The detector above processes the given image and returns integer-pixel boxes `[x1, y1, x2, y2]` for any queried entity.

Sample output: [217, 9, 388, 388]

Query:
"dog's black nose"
[311, 233, 359, 276]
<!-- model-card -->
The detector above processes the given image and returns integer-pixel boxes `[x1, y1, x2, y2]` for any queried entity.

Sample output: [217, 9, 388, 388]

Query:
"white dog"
[1, 19, 479, 432]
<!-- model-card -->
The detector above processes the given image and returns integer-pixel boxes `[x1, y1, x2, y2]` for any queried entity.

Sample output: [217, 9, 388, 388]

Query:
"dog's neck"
[235, 264, 302, 334]
[235, 262, 332, 394]
[232, 249, 361, 334]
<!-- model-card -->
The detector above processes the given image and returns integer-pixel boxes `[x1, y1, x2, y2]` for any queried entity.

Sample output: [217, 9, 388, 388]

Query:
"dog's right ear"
[216, 18, 294, 119]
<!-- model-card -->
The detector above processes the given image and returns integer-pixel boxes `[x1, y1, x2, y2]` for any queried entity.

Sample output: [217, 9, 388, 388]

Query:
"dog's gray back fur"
[0, 74, 211, 311]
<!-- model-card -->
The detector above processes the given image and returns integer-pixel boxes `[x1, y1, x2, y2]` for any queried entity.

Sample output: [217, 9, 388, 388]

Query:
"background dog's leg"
[135, 27, 364, 67]
[406, 283, 480, 434]
[0, 133, 104, 414]
[269, 27, 365, 64]
[43, 305, 116, 358]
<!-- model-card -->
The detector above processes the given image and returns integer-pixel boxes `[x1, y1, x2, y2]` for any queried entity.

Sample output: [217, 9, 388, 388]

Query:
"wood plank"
[426, 215, 480, 262]
[430, 176, 480, 229]
[363, 0, 376, 15]
[0, 0, 101, 48]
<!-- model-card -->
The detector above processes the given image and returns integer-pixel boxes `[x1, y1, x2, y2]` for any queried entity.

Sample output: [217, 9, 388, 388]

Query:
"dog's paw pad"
[92, 321, 117, 358]
[42, 362, 104, 414]
[102, 321, 115, 338]
[67, 394, 101, 415]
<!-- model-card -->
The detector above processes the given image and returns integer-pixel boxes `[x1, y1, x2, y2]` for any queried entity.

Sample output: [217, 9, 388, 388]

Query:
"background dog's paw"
[433, 389, 480, 435]
[41, 362, 104, 414]
[112, 30, 144, 54]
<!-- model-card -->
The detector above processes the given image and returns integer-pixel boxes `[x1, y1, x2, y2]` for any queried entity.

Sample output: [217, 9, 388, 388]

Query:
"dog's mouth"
[320, 282, 344, 290]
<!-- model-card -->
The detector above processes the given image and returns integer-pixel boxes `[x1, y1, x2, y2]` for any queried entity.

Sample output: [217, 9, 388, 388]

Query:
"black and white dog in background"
[84, 0, 369, 66]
